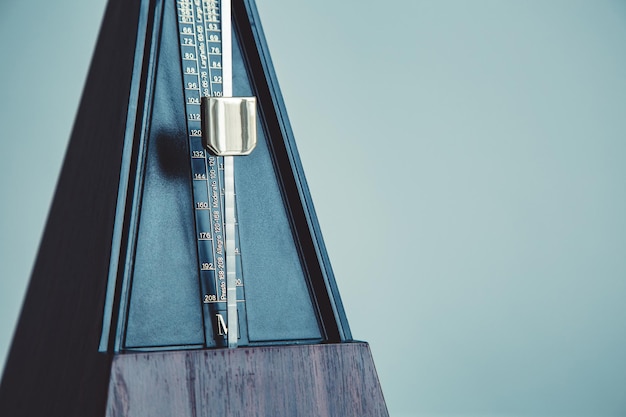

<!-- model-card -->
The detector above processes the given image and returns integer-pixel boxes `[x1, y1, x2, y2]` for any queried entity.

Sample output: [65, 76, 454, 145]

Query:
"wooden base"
[106, 343, 388, 417]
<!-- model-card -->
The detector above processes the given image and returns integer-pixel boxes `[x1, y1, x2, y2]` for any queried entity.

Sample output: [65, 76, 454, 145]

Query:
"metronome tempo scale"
[0, 0, 388, 415]
[179, 0, 251, 349]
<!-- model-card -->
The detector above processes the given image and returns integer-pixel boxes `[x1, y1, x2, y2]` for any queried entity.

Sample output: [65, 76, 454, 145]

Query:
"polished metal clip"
[201, 96, 257, 156]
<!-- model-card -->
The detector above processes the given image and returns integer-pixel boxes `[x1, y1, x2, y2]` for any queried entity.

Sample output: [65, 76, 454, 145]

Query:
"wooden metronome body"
[0, 0, 388, 415]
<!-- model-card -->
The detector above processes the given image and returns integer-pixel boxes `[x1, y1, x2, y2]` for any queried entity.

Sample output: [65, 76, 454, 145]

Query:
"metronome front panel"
[121, 0, 322, 350]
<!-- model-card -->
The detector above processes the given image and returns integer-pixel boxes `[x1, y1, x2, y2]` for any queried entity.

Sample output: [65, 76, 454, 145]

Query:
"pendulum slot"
[177, 0, 254, 348]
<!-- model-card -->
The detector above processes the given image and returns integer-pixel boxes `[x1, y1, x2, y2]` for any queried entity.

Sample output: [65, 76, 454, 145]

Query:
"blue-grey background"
[1, 1, 625, 416]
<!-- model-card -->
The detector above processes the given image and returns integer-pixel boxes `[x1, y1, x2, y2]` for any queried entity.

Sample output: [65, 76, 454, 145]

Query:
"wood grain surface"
[106, 343, 389, 417]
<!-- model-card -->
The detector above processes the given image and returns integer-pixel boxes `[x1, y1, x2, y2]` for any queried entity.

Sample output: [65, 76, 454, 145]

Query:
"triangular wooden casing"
[0, 0, 388, 415]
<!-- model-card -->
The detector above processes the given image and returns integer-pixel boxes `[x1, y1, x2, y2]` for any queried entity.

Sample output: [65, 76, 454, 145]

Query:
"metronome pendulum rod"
[223, 154, 237, 347]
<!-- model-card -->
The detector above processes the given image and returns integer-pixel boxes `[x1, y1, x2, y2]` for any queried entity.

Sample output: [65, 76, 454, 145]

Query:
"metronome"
[0, 0, 388, 415]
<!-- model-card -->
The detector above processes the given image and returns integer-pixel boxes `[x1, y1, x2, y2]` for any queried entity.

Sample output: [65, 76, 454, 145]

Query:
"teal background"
[1, 1, 625, 416]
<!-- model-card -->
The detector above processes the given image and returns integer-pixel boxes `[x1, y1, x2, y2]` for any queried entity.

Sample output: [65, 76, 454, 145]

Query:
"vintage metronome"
[0, 0, 388, 415]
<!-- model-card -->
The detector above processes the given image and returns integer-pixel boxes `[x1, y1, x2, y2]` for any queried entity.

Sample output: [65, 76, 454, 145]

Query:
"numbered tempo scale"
[0, 0, 389, 415]
[178, 0, 250, 348]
